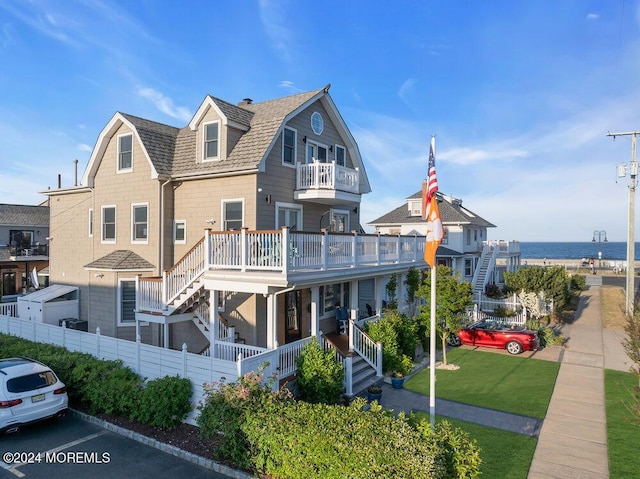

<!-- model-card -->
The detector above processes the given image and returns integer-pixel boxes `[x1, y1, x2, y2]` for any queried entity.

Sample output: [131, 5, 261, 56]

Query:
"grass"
[600, 285, 628, 330]
[412, 411, 537, 479]
[405, 348, 560, 419]
[605, 368, 640, 478]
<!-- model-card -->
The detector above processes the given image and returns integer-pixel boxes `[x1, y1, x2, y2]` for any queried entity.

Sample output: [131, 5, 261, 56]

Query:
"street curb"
[70, 409, 255, 479]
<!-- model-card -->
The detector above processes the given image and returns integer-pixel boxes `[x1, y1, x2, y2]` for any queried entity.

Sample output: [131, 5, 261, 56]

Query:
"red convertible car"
[448, 320, 539, 355]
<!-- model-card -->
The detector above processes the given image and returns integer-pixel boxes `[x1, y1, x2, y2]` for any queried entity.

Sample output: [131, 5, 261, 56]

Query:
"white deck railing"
[296, 161, 359, 194]
[0, 303, 17, 317]
[278, 336, 314, 378]
[350, 323, 382, 376]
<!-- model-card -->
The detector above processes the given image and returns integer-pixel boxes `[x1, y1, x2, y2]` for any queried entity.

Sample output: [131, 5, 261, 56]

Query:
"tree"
[385, 274, 398, 310]
[404, 267, 422, 317]
[416, 265, 473, 366]
[503, 265, 571, 313]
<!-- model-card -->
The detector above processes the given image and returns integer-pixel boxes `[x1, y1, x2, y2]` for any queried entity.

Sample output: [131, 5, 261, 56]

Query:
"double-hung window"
[276, 203, 302, 230]
[102, 206, 116, 243]
[131, 203, 148, 243]
[118, 134, 133, 172]
[335, 145, 346, 166]
[283, 127, 296, 166]
[223, 200, 243, 230]
[203, 121, 219, 161]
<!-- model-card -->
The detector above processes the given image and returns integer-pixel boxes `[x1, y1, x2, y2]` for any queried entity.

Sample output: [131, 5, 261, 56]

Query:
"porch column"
[396, 272, 406, 313]
[349, 281, 358, 352]
[310, 286, 320, 337]
[163, 322, 169, 349]
[266, 293, 277, 349]
[374, 276, 384, 316]
[210, 290, 219, 353]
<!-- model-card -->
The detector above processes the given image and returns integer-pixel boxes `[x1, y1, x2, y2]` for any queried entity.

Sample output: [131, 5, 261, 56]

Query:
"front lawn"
[405, 348, 560, 418]
[605, 369, 640, 479]
[412, 412, 536, 479]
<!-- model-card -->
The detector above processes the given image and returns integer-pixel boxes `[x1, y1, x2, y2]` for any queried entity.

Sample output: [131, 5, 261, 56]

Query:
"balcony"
[295, 161, 360, 205]
[8, 243, 49, 259]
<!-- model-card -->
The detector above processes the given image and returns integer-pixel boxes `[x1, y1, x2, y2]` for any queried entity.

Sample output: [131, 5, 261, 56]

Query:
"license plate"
[31, 394, 45, 403]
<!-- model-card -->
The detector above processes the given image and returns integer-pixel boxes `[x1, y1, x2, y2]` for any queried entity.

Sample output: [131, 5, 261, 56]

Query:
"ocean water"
[519, 242, 640, 261]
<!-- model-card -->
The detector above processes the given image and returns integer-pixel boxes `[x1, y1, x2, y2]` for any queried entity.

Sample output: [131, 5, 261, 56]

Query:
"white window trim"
[88, 208, 93, 237]
[221, 198, 245, 231]
[330, 208, 350, 233]
[116, 133, 133, 173]
[334, 144, 346, 166]
[311, 111, 324, 135]
[174, 219, 187, 244]
[101, 205, 117, 244]
[131, 202, 149, 244]
[275, 202, 303, 229]
[202, 120, 221, 162]
[305, 139, 330, 163]
[117, 278, 137, 327]
[282, 126, 297, 168]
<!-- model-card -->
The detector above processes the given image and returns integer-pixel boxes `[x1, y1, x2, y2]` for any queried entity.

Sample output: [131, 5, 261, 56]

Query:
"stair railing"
[164, 237, 206, 304]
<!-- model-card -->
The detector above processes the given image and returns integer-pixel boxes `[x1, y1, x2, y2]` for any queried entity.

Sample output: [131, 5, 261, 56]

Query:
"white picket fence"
[0, 315, 282, 425]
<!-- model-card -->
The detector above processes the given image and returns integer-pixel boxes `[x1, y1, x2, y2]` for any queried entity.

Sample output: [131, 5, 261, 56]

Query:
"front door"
[285, 290, 302, 343]
[2, 272, 16, 296]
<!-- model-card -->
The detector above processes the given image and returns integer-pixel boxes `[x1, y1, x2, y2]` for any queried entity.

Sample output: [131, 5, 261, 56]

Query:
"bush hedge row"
[198, 367, 482, 478]
[0, 333, 192, 428]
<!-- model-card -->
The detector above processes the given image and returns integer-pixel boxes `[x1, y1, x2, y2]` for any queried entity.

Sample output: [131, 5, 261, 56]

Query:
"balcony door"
[306, 141, 328, 163]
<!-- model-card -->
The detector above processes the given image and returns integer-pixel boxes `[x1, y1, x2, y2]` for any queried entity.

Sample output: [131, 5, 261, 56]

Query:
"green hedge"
[198, 368, 481, 478]
[0, 333, 192, 428]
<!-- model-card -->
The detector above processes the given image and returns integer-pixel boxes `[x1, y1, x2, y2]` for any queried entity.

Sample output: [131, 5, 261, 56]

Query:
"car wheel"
[506, 341, 523, 355]
[448, 335, 461, 347]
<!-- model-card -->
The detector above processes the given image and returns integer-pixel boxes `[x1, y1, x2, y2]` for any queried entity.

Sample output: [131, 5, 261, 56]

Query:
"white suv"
[0, 357, 68, 433]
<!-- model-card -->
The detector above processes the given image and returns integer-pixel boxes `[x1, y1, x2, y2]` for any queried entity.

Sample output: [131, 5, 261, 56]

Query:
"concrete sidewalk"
[528, 286, 611, 479]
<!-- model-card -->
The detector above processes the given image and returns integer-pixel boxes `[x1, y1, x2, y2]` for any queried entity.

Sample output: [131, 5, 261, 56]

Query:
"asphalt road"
[0, 414, 232, 479]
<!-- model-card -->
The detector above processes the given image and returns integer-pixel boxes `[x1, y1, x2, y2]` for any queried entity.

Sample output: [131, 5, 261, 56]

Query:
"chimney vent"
[239, 98, 253, 106]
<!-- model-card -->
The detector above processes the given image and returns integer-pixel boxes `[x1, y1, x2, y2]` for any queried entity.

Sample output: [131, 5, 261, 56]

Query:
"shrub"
[70, 358, 143, 415]
[570, 274, 587, 291]
[131, 376, 192, 428]
[197, 365, 291, 468]
[295, 338, 344, 404]
[526, 320, 565, 348]
[241, 397, 481, 478]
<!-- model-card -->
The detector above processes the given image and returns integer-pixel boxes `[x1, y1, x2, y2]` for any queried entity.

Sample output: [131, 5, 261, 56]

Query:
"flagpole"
[429, 264, 436, 426]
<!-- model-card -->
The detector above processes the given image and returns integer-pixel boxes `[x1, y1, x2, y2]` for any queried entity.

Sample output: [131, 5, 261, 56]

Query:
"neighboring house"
[0, 204, 50, 300]
[42, 85, 427, 394]
[368, 191, 521, 297]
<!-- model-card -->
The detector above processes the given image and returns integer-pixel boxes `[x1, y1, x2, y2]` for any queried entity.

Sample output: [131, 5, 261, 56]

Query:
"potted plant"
[390, 355, 414, 389]
[366, 384, 383, 402]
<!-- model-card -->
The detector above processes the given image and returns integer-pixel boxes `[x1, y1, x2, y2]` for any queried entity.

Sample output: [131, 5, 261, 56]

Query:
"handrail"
[351, 323, 381, 375]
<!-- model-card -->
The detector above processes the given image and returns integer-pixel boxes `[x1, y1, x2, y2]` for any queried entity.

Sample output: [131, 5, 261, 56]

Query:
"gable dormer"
[188, 95, 253, 164]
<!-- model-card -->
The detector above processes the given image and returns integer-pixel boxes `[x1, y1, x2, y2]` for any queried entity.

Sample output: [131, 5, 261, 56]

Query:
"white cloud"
[136, 87, 192, 123]
[586, 13, 599, 20]
[258, 0, 292, 63]
[279, 80, 303, 93]
[78, 143, 92, 152]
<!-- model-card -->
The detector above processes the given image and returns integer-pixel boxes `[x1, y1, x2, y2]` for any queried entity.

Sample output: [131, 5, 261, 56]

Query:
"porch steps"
[473, 249, 493, 296]
[350, 355, 378, 397]
[170, 279, 207, 314]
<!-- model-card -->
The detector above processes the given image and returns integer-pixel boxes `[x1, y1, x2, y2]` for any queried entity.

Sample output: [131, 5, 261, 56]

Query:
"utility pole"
[609, 131, 639, 316]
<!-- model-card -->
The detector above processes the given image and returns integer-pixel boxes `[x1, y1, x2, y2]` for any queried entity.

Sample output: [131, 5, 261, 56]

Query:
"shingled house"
[42, 86, 428, 394]
[0, 204, 49, 300]
[368, 191, 521, 297]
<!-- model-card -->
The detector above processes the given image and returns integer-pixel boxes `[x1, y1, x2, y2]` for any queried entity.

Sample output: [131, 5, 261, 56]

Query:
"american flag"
[426, 136, 438, 201]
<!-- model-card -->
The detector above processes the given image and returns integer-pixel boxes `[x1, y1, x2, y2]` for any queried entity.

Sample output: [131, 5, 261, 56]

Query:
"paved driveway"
[0, 414, 232, 479]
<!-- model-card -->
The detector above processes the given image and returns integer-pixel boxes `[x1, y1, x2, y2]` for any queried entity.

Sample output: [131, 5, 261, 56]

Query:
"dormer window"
[118, 134, 133, 172]
[203, 121, 220, 161]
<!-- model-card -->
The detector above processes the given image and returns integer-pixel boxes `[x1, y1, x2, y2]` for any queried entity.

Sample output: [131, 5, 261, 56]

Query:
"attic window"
[118, 134, 133, 172]
[311, 112, 323, 135]
[203, 121, 220, 161]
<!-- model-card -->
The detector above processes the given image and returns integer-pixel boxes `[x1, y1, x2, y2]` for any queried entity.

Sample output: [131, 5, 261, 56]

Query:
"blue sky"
[0, 0, 638, 242]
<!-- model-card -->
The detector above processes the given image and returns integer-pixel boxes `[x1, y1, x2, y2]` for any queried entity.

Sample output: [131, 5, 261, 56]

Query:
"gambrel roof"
[78, 86, 371, 192]
[368, 191, 496, 228]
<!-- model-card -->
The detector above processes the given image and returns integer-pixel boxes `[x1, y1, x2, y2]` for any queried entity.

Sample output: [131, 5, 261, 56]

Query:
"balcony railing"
[8, 244, 49, 257]
[136, 228, 427, 313]
[296, 161, 359, 193]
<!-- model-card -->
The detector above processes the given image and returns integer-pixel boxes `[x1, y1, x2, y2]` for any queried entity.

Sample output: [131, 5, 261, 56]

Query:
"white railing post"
[321, 229, 328, 270]
[237, 353, 243, 377]
[376, 342, 383, 376]
[241, 228, 248, 272]
[136, 334, 141, 373]
[282, 227, 290, 275]
[376, 232, 381, 265]
[182, 343, 188, 377]
[344, 357, 353, 396]
[161, 271, 168, 309]
[351, 230, 357, 267]
[96, 327, 101, 358]
[348, 318, 354, 352]
[204, 228, 211, 268]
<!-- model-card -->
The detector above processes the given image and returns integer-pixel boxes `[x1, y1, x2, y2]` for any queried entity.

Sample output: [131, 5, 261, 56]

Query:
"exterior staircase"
[472, 243, 499, 298]
[350, 355, 379, 396]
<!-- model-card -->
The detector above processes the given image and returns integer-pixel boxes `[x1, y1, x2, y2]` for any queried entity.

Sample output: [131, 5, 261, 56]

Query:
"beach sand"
[521, 257, 637, 271]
